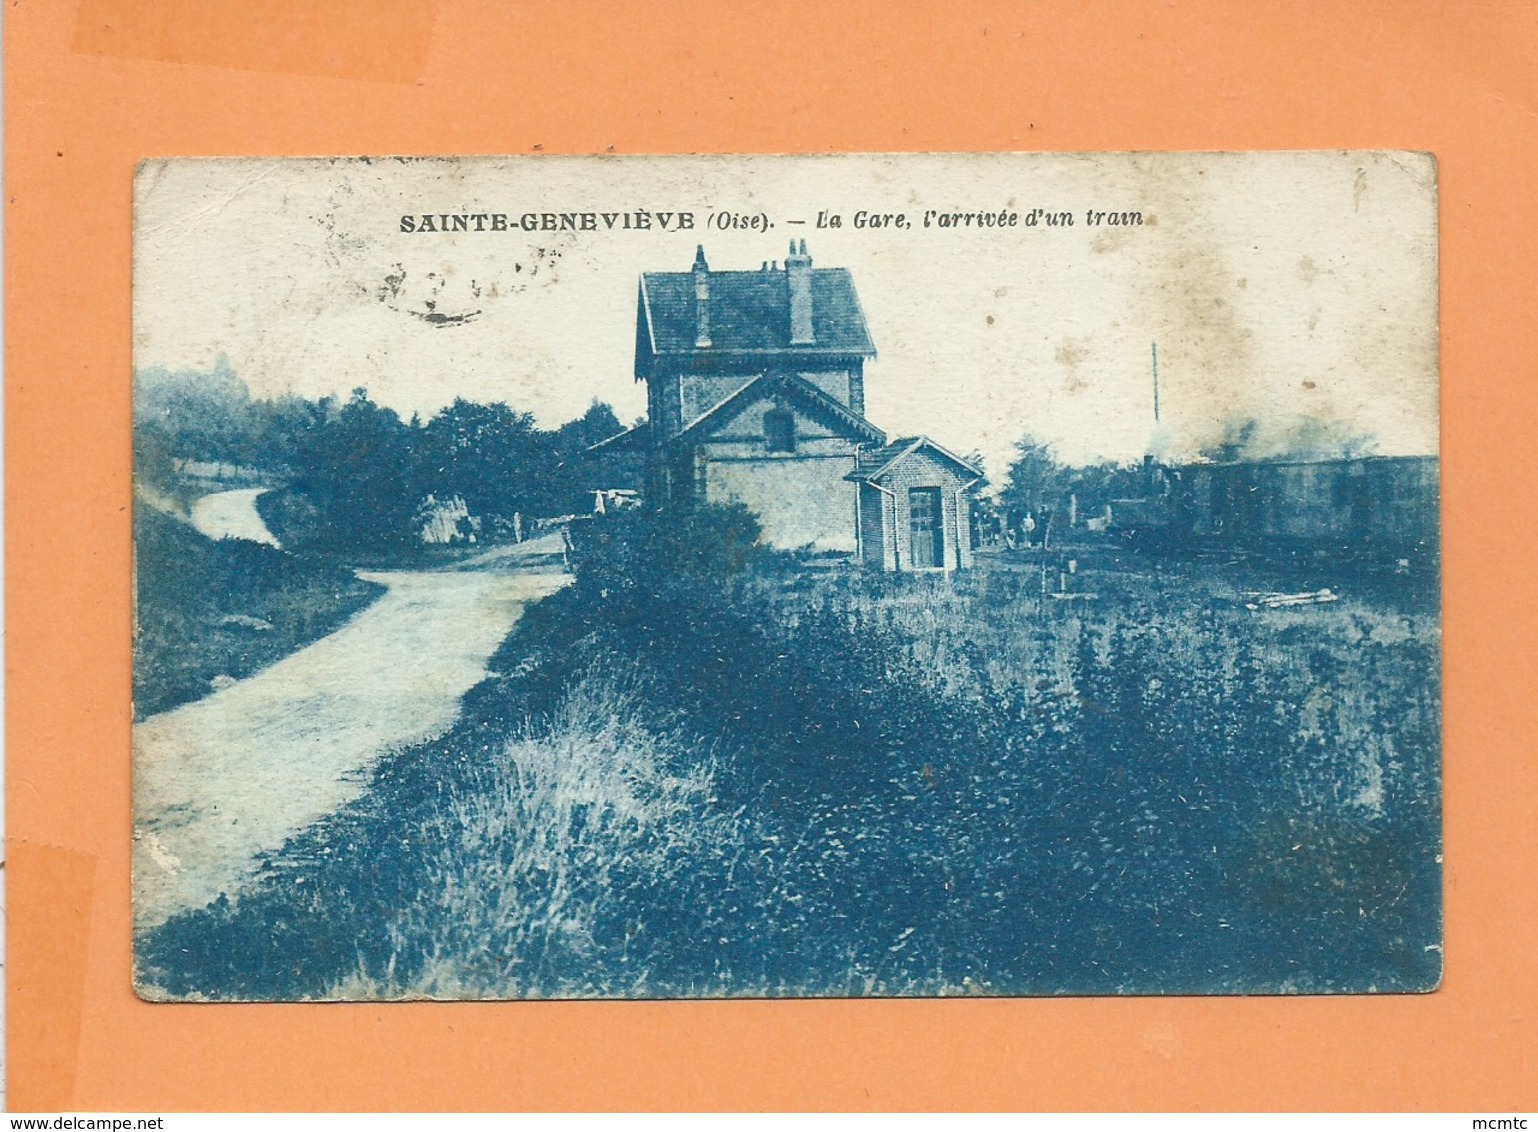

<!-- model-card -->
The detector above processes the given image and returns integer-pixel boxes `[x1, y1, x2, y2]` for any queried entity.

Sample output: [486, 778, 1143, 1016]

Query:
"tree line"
[134, 361, 624, 555]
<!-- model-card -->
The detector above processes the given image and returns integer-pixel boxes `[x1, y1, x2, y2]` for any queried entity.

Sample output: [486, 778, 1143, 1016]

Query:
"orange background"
[7, 0, 1537, 1112]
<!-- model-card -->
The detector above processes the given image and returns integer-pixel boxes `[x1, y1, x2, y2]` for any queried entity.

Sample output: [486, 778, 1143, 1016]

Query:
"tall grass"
[332, 668, 737, 999]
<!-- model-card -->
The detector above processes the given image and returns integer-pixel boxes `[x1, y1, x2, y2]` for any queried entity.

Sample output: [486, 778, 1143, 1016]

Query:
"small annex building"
[591, 241, 984, 571]
[849, 437, 985, 571]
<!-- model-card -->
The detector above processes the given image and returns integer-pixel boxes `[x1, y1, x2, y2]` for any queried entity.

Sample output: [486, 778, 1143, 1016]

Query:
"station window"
[765, 406, 796, 453]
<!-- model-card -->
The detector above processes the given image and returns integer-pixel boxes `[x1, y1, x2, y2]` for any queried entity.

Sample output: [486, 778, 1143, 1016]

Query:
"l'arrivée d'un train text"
[398, 208, 1144, 233]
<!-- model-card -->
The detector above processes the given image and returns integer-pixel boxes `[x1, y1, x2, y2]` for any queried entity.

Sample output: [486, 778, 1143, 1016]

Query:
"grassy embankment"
[136, 507, 1441, 1000]
[133, 505, 384, 719]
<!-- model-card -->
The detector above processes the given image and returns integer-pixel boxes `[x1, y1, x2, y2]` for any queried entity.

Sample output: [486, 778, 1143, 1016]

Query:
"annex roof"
[848, 436, 987, 485]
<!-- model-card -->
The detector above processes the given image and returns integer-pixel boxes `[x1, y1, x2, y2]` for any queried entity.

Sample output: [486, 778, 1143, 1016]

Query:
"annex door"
[908, 487, 945, 568]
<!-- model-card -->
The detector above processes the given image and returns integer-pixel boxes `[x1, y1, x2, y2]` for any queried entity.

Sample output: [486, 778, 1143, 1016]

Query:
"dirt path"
[132, 533, 570, 930]
[188, 486, 281, 547]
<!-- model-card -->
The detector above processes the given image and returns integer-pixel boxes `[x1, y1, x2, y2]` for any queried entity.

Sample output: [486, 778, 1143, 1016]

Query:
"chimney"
[692, 244, 711, 348]
[786, 239, 814, 345]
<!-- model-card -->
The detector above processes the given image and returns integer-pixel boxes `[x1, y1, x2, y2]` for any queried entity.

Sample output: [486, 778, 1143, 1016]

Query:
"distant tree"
[251, 394, 330, 472]
[1062, 461, 1150, 513]
[289, 388, 418, 550]
[554, 399, 624, 454]
[1000, 436, 1071, 518]
[537, 400, 628, 513]
[419, 398, 541, 519]
[997, 434, 1156, 533]
[133, 358, 260, 466]
[410, 397, 629, 528]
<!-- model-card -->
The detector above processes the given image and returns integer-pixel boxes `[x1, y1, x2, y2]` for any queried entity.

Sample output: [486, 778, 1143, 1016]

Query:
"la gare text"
[400, 208, 1144, 235]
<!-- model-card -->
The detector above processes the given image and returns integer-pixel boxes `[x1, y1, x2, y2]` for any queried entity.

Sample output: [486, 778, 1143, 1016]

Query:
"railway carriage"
[1112, 454, 1439, 564]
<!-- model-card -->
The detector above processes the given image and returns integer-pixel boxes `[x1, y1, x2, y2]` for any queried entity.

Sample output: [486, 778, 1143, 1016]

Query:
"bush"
[568, 502, 769, 593]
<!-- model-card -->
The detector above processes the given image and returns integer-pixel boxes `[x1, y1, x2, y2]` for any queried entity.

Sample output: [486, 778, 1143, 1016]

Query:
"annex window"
[764, 405, 796, 453]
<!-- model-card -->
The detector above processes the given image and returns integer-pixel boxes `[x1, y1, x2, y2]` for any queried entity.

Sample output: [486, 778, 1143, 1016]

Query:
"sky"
[134, 152, 1439, 482]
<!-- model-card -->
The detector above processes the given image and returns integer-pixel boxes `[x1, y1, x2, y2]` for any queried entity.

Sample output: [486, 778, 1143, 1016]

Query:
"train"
[1108, 454, 1440, 566]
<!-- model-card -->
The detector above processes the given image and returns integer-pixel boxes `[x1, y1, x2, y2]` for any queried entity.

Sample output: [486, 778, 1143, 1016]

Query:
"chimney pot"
[693, 244, 711, 348]
[786, 240, 814, 345]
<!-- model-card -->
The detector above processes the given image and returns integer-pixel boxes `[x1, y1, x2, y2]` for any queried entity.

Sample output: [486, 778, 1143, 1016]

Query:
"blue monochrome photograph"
[130, 153, 1441, 1000]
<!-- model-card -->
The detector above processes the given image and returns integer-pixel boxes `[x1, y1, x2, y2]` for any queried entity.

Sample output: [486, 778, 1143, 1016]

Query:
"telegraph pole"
[1151, 341, 1161, 424]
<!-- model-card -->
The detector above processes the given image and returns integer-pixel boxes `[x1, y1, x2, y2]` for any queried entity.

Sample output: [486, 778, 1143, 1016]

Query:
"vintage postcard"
[131, 152, 1440, 1000]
